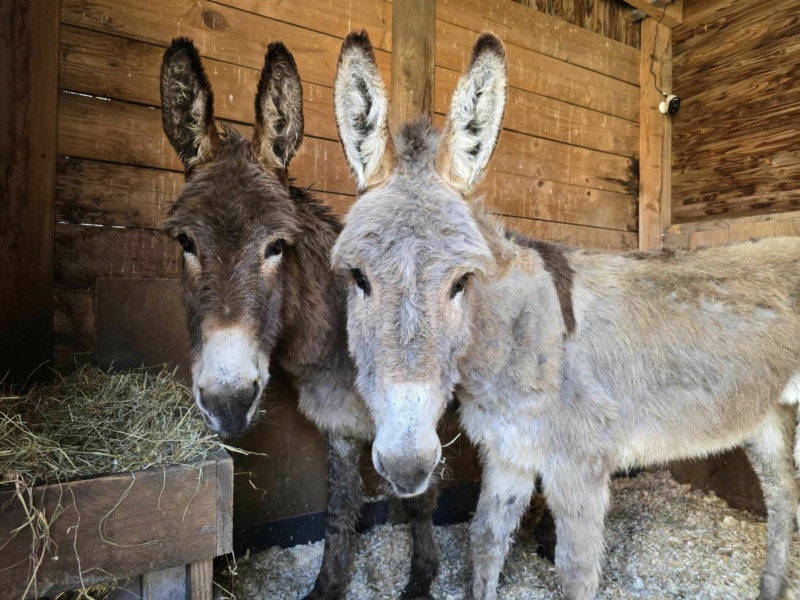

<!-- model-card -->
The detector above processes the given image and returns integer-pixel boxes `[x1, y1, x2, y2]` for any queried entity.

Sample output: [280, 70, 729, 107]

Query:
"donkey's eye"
[451, 273, 471, 298]
[265, 239, 285, 258]
[351, 268, 371, 296]
[177, 233, 196, 255]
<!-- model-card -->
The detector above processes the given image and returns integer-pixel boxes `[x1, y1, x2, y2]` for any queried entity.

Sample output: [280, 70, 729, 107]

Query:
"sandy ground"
[229, 471, 800, 599]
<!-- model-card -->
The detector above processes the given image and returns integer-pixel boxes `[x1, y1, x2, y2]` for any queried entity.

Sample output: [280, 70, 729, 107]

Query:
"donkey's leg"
[744, 409, 798, 600]
[543, 466, 610, 600]
[401, 484, 440, 599]
[470, 458, 536, 600]
[304, 434, 363, 600]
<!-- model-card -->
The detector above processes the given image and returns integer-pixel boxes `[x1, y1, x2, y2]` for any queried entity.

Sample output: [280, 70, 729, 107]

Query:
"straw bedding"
[232, 470, 800, 599]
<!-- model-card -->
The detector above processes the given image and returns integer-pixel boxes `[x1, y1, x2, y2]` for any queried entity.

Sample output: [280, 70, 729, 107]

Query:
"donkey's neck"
[275, 188, 346, 379]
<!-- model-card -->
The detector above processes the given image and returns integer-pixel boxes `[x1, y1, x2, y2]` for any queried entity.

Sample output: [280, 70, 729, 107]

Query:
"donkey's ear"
[253, 42, 304, 172]
[436, 33, 507, 195]
[334, 31, 393, 192]
[160, 38, 219, 170]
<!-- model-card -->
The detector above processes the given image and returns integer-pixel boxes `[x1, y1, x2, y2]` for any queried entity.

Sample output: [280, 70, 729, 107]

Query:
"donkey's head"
[161, 38, 305, 438]
[332, 32, 508, 495]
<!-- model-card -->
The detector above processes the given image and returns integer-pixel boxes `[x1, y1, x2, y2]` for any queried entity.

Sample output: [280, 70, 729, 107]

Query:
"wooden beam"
[622, 0, 683, 28]
[639, 17, 673, 251]
[390, 0, 436, 129]
[0, 1, 60, 383]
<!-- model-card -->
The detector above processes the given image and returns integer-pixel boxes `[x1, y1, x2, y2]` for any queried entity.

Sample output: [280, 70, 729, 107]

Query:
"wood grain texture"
[61, 0, 392, 91]
[0, 0, 59, 382]
[55, 224, 181, 289]
[438, 0, 639, 83]
[638, 18, 671, 250]
[664, 208, 800, 248]
[671, 0, 800, 223]
[54, 288, 95, 354]
[214, 0, 392, 50]
[56, 158, 355, 231]
[621, 0, 682, 28]
[57, 92, 356, 195]
[501, 214, 637, 250]
[188, 560, 213, 600]
[59, 26, 339, 141]
[435, 66, 639, 158]
[481, 170, 638, 232]
[0, 452, 232, 599]
[390, 0, 435, 128]
[436, 19, 639, 122]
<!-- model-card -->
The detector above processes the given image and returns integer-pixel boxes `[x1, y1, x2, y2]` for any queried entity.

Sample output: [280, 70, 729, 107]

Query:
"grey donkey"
[331, 30, 800, 600]
[159, 38, 440, 599]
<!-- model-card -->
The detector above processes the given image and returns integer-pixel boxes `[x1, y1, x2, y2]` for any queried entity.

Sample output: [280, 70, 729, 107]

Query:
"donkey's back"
[570, 236, 800, 466]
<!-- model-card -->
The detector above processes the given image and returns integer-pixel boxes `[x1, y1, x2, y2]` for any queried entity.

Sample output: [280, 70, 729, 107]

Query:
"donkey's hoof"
[401, 581, 435, 599]
[303, 588, 343, 600]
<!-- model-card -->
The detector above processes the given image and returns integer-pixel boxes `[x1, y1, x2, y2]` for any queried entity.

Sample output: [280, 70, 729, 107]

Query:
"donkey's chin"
[387, 474, 434, 498]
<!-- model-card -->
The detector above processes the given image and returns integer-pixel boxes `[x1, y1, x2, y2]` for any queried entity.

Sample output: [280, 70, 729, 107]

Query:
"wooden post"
[188, 559, 214, 600]
[0, 1, 59, 382]
[390, 0, 436, 129]
[639, 17, 672, 251]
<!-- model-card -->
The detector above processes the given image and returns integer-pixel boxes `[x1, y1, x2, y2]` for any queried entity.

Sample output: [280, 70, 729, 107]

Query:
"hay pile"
[0, 365, 229, 486]
[0, 365, 235, 600]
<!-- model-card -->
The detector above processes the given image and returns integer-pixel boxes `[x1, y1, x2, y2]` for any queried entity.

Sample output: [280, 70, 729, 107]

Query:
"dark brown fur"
[508, 232, 576, 337]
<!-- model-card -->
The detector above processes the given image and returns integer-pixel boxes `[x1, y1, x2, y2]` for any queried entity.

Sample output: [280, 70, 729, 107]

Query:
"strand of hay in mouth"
[0, 364, 246, 600]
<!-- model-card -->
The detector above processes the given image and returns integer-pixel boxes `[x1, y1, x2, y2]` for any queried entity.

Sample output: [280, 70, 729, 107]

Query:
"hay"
[0, 365, 235, 486]
[0, 365, 243, 600]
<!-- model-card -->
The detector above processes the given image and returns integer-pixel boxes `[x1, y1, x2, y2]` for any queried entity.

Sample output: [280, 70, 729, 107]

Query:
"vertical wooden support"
[188, 559, 214, 600]
[639, 17, 672, 251]
[390, 0, 436, 129]
[0, 1, 59, 382]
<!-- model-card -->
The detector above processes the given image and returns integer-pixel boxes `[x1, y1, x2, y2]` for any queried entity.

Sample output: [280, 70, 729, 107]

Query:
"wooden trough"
[0, 451, 232, 600]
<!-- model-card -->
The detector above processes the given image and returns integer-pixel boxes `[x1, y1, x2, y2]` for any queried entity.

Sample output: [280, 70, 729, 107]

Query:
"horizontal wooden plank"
[500, 214, 637, 250]
[436, 20, 639, 122]
[61, 0, 392, 90]
[57, 92, 356, 195]
[213, 0, 392, 50]
[665, 209, 800, 248]
[431, 113, 638, 196]
[59, 25, 339, 141]
[436, 0, 640, 84]
[480, 170, 637, 232]
[56, 158, 354, 230]
[54, 287, 95, 353]
[0, 453, 230, 598]
[55, 223, 180, 288]
[435, 66, 638, 158]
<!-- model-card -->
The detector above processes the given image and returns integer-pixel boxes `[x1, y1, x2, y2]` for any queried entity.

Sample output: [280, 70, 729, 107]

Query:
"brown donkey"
[159, 39, 439, 599]
[332, 31, 800, 600]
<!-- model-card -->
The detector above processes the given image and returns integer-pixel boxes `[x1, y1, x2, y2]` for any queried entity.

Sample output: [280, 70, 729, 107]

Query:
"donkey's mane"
[394, 118, 438, 171]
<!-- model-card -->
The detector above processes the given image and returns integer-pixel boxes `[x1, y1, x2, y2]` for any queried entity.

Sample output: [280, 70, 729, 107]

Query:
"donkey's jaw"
[192, 326, 271, 437]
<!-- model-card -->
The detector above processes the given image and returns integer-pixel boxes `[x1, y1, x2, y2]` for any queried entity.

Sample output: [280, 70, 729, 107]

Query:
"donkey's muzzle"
[197, 381, 261, 438]
[373, 447, 440, 497]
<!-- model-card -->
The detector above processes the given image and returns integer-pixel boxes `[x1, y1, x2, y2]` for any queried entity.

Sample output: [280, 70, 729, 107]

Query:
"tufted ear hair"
[334, 30, 394, 193]
[160, 38, 219, 171]
[253, 42, 304, 173]
[436, 33, 507, 196]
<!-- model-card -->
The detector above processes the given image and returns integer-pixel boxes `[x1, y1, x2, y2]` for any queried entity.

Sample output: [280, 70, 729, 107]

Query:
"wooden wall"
[671, 0, 800, 224]
[512, 0, 641, 48]
[435, 0, 640, 251]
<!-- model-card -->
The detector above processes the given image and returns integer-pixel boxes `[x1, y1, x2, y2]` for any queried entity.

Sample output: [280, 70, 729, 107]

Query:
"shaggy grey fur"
[332, 30, 800, 600]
